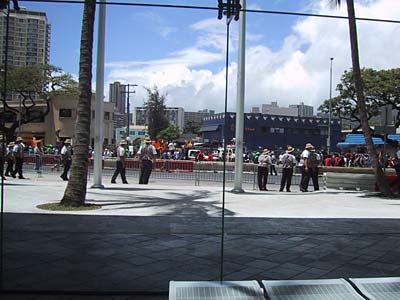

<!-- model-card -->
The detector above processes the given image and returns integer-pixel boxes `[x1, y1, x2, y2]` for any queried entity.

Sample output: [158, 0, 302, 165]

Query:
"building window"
[30, 110, 44, 123]
[270, 127, 284, 134]
[129, 131, 135, 135]
[138, 131, 146, 135]
[104, 112, 110, 120]
[59, 108, 72, 118]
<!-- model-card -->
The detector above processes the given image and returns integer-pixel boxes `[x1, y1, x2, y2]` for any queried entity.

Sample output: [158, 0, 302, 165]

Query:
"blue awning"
[388, 134, 400, 142]
[337, 134, 385, 148]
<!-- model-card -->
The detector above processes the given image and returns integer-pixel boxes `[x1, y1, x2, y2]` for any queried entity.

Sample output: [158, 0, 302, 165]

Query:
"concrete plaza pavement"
[1, 171, 400, 299]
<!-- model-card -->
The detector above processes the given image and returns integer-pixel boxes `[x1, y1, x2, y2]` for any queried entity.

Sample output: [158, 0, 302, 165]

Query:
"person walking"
[60, 139, 72, 181]
[5, 142, 15, 177]
[279, 146, 296, 192]
[111, 140, 128, 184]
[299, 143, 313, 192]
[0, 135, 6, 180]
[11, 137, 25, 179]
[257, 148, 271, 191]
[34, 140, 44, 175]
[308, 146, 321, 191]
[137, 137, 157, 184]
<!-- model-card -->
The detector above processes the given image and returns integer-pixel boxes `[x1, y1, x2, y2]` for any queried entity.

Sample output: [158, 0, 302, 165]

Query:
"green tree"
[0, 64, 77, 142]
[144, 87, 169, 139]
[184, 120, 201, 135]
[157, 123, 182, 141]
[60, 0, 96, 207]
[319, 68, 382, 131]
[332, 0, 392, 196]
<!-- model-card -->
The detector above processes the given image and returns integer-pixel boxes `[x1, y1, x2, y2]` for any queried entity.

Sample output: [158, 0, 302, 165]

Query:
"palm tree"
[333, 0, 392, 196]
[60, 0, 96, 206]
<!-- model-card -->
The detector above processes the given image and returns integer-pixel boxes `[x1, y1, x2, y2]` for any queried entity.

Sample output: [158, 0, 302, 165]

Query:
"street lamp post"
[328, 57, 334, 154]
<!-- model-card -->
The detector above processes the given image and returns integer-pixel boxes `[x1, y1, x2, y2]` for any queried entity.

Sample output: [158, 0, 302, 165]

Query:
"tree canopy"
[0, 64, 77, 141]
[319, 68, 400, 131]
[144, 86, 169, 139]
[184, 119, 201, 135]
[157, 123, 181, 141]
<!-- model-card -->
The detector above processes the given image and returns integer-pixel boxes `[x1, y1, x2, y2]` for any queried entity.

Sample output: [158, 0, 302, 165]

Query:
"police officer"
[137, 137, 157, 184]
[111, 140, 128, 184]
[12, 136, 25, 179]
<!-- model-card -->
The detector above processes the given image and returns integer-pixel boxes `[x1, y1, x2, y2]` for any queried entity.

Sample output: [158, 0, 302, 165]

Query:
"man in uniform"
[12, 136, 25, 179]
[0, 135, 6, 180]
[137, 137, 157, 184]
[111, 140, 128, 184]
[279, 146, 296, 192]
[5, 142, 15, 177]
[257, 148, 271, 191]
[60, 139, 72, 181]
[299, 143, 314, 192]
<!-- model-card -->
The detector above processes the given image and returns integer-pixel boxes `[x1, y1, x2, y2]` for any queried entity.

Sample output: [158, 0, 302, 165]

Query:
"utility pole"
[328, 57, 334, 154]
[120, 84, 137, 139]
[232, 0, 246, 193]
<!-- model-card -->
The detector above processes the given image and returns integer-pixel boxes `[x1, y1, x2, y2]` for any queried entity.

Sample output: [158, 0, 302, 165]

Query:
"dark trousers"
[0, 158, 4, 178]
[270, 165, 277, 175]
[310, 167, 319, 191]
[299, 166, 311, 191]
[139, 160, 153, 184]
[61, 160, 71, 180]
[112, 161, 127, 183]
[5, 159, 14, 176]
[12, 157, 24, 178]
[257, 166, 268, 190]
[280, 168, 293, 191]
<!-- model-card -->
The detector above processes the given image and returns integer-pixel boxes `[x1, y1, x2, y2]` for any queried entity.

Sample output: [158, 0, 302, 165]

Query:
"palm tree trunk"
[60, 0, 96, 206]
[345, 0, 392, 196]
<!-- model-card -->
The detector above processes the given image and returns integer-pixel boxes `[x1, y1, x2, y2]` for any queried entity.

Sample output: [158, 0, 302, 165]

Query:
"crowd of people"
[256, 143, 400, 193]
[3, 134, 400, 192]
[0, 135, 73, 181]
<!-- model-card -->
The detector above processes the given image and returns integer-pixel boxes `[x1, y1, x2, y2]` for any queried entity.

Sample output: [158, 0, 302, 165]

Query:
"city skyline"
[19, 0, 400, 114]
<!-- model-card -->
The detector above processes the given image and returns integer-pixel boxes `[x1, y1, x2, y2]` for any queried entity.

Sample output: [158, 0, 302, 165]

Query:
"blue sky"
[20, 0, 400, 113]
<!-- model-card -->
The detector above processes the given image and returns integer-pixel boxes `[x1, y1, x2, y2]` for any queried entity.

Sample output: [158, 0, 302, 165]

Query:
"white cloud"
[105, 0, 400, 114]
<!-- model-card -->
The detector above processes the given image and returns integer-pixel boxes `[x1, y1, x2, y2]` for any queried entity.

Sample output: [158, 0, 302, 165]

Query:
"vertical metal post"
[92, 0, 106, 188]
[327, 57, 334, 154]
[126, 84, 130, 139]
[0, 4, 11, 292]
[232, 0, 246, 193]
[383, 105, 388, 173]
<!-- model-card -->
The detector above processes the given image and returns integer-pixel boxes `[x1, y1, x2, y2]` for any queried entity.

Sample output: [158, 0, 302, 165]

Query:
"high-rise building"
[109, 82, 128, 129]
[0, 8, 51, 101]
[290, 102, 314, 117]
[262, 101, 298, 116]
[184, 109, 215, 127]
[0, 9, 50, 67]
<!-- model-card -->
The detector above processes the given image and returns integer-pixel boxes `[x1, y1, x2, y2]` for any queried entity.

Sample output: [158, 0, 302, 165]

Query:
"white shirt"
[298, 149, 310, 167]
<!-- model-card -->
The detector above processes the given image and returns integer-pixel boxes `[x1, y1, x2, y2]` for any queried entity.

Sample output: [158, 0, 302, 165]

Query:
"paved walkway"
[1, 171, 400, 299]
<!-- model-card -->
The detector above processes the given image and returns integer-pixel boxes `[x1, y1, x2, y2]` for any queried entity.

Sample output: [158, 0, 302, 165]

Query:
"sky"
[20, 0, 400, 114]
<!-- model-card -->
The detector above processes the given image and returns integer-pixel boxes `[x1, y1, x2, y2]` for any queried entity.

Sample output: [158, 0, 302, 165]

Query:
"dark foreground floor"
[2, 213, 400, 299]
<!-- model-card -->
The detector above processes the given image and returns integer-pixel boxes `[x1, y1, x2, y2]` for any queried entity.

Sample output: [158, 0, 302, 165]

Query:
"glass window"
[59, 108, 72, 118]
[270, 127, 284, 134]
